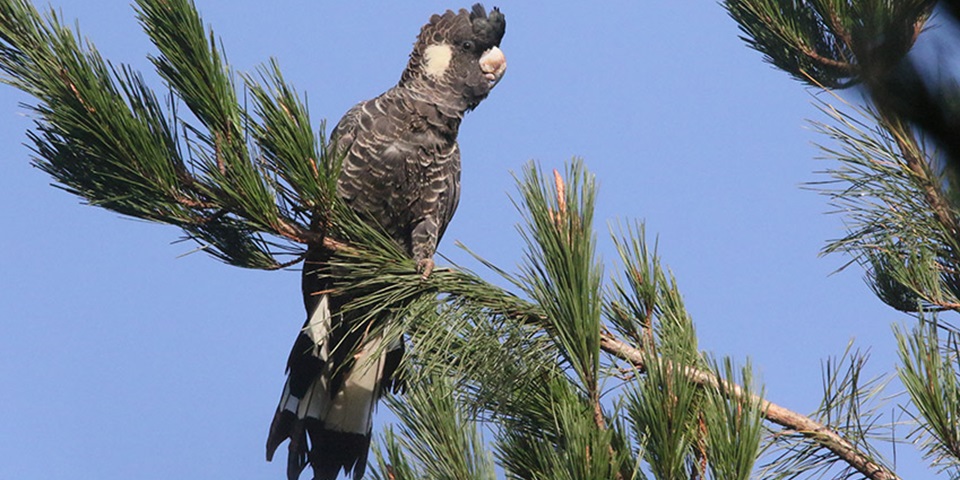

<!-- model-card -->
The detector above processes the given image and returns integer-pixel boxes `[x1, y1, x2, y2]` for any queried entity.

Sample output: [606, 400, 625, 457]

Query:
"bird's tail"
[266, 293, 401, 480]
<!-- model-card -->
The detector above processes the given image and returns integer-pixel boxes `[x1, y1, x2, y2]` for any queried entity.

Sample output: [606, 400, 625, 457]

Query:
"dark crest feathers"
[419, 4, 505, 49]
[470, 5, 506, 47]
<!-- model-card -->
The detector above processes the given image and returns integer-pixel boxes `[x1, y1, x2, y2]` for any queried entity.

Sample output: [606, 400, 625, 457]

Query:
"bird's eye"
[462, 41, 474, 51]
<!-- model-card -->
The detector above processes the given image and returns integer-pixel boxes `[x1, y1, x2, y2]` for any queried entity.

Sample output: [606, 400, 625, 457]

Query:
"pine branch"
[701, 357, 765, 480]
[0, 0, 347, 269]
[896, 319, 960, 473]
[874, 107, 960, 255]
[605, 219, 895, 478]
[514, 161, 604, 399]
[725, 2, 960, 477]
[761, 344, 896, 479]
[723, 0, 933, 89]
[625, 335, 703, 480]
[601, 334, 900, 480]
[243, 60, 338, 218]
[372, 374, 497, 480]
[725, 0, 960, 316]
[0, 0, 202, 222]
[134, 0, 319, 247]
[810, 94, 960, 314]
[724, 0, 859, 88]
[329, 161, 898, 480]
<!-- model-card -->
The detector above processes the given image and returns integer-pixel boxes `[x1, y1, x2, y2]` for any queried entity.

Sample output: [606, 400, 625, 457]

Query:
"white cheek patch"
[423, 43, 453, 79]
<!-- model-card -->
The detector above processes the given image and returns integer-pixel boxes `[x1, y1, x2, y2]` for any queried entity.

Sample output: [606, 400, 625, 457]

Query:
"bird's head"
[401, 4, 507, 110]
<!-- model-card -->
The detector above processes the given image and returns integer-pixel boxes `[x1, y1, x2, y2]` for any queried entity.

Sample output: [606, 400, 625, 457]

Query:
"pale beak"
[479, 46, 507, 86]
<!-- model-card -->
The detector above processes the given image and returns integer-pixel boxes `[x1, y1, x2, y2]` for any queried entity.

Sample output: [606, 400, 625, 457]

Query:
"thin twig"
[262, 252, 307, 271]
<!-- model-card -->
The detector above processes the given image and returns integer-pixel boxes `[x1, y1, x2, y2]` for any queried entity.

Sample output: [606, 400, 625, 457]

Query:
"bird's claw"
[417, 258, 435, 280]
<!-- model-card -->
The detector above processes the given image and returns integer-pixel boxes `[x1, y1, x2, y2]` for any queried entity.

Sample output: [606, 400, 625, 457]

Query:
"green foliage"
[379, 161, 635, 479]
[245, 61, 337, 218]
[728, 1, 960, 474]
[495, 376, 626, 480]
[761, 344, 894, 479]
[609, 222, 699, 364]
[724, 0, 933, 88]
[0, 0, 192, 222]
[724, 0, 960, 319]
[514, 160, 604, 398]
[371, 374, 497, 480]
[626, 347, 703, 480]
[372, 427, 418, 480]
[0, 0, 343, 269]
[345, 162, 769, 480]
[809, 98, 960, 314]
[701, 358, 765, 480]
[896, 320, 960, 474]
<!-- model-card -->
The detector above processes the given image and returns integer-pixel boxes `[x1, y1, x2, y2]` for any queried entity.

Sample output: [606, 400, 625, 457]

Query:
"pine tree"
[3, 0, 960, 478]
[727, 0, 960, 477]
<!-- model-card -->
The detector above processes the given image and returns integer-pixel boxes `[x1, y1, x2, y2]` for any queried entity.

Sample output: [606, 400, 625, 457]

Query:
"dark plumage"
[265, 5, 506, 480]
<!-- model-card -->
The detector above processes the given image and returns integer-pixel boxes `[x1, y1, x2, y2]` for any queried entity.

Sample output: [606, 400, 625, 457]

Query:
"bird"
[265, 5, 506, 480]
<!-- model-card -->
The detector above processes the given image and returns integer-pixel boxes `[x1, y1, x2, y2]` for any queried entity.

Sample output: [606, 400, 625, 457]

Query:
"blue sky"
[0, 1, 931, 478]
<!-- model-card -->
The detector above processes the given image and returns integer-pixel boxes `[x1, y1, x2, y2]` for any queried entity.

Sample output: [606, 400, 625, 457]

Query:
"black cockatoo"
[265, 5, 506, 480]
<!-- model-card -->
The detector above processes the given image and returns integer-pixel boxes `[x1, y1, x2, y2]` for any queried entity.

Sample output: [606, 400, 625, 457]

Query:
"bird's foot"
[417, 258, 435, 280]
